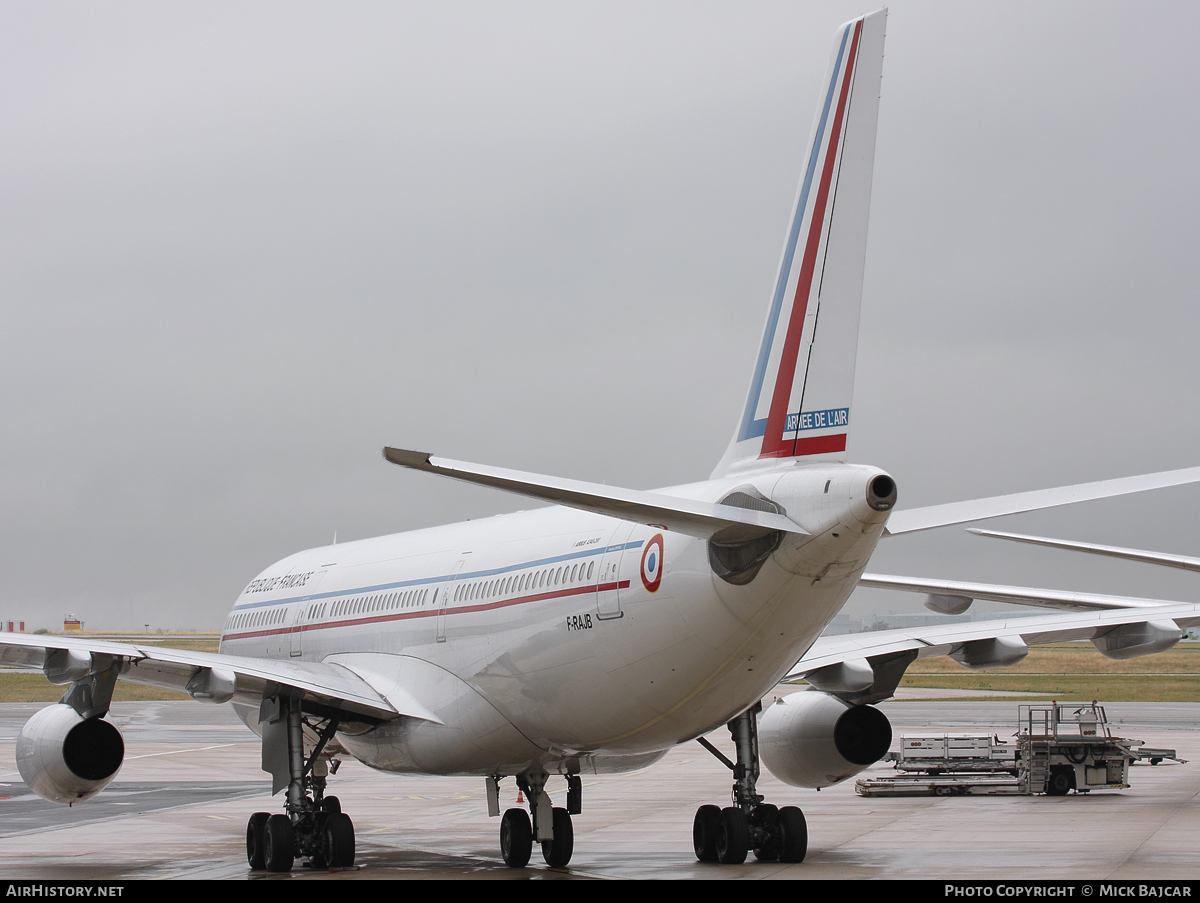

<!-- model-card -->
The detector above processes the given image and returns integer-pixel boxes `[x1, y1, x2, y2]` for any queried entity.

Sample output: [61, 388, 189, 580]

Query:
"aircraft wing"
[968, 529, 1200, 573]
[883, 465, 1200, 535]
[0, 633, 407, 722]
[383, 447, 806, 538]
[783, 602, 1200, 704]
[857, 573, 1176, 612]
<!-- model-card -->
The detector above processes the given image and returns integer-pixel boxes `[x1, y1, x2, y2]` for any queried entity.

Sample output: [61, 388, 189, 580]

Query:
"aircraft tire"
[716, 807, 749, 865]
[321, 795, 341, 815]
[500, 807, 532, 868]
[541, 807, 574, 868]
[693, 805, 721, 862]
[264, 814, 295, 873]
[777, 806, 807, 863]
[325, 812, 355, 868]
[246, 812, 270, 869]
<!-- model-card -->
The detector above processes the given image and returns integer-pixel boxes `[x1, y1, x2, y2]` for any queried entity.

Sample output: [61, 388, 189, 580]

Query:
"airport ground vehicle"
[857, 704, 1151, 797]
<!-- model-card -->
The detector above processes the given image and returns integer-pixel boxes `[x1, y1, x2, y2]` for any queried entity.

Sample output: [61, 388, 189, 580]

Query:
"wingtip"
[383, 447, 434, 468]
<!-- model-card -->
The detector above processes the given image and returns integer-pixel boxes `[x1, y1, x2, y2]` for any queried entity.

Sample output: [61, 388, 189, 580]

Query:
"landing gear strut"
[694, 704, 807, 865]
[247, 699, 355, 872]
[491, 773, 578, 869]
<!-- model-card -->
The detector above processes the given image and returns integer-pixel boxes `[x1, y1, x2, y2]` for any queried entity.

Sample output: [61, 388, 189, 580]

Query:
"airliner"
[5, 8, 1200, 873]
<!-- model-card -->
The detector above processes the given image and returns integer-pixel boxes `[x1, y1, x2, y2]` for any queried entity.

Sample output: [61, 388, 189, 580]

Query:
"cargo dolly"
[856, 703, 1169, 797]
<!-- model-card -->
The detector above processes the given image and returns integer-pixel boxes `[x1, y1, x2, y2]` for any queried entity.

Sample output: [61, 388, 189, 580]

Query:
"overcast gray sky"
[2, 1, 1198, 631]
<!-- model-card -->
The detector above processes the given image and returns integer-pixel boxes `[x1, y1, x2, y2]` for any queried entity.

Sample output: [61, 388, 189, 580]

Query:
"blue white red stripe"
[733, 18, 861, 461]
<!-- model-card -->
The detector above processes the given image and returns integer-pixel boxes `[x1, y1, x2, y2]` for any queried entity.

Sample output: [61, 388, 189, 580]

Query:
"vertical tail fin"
[713, 10, 886, 478]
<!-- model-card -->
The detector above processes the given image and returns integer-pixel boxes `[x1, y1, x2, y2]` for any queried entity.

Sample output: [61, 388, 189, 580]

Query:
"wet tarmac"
[0, 698, 1195, 880]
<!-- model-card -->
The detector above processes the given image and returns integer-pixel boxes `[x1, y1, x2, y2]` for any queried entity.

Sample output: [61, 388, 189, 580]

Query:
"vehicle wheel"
[693, 805, 721, 862]
[751, 804, 779, 861]
[541, 807, 574, 868]
[324, 812, 355, 868]
[777, 806, 807, 863]
[264, 814, 295, 873]
[246, 812, 270, 869]
[1150, 757, 1163, 765]
[1047, 768, 1073, 796]
[716, 807, 749, 865]
[500, 807, 533, 868]
[321, 795, 341, 815]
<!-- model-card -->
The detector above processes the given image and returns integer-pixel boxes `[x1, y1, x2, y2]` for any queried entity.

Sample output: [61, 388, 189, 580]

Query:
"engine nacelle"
[760, 691, 891, 789]
[1092, 620, 1182, 660]
[16, 704, 125, 803]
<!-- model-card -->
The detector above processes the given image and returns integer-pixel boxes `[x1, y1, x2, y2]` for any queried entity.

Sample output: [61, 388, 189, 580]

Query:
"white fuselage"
[218, 462, 891, 776]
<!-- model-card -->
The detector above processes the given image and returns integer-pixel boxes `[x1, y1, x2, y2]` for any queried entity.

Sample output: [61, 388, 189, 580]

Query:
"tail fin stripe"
[793, 434, 848, 457]
[737, 22, 855, 444]
[761, 18, 862, 459]
[711, 10, 885, 480]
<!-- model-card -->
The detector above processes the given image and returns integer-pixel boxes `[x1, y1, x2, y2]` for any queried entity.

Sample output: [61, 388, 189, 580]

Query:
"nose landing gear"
[492, 773, 579, 869]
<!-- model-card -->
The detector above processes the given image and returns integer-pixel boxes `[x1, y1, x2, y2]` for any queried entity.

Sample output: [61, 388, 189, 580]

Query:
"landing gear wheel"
[751, 804, 779, 861]
[246, 812, 270, 869]
[693, 805, 721, 862]
[324, 812, 356, 868]
[264, 814, 295, 873]
[321, 795, 341, 815]
[716, 807, 749, 865]
[500, 807, 533, 868]
[541, 807, 574, 868]
[777, 806, 807, 863]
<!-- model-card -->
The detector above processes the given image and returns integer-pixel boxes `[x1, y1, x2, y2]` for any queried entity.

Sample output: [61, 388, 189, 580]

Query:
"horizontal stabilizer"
[969, 529, 1200, 573]
[884, 465, 1200, 535]
[858, 573, 1173, 613]
[383, 448, 806, 539]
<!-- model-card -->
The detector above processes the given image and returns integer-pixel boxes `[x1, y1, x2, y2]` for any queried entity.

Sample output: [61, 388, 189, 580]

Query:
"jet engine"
[759, 691, 891, 788]
[16, 704, 125, 804]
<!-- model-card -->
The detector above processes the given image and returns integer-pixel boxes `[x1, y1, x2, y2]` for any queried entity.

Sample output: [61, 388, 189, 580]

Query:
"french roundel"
[640, 533, 664, 593]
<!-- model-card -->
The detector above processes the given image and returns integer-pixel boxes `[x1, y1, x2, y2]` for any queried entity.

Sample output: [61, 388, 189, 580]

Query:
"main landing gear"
[489, 773, 580, 869]
[246, 700, 356, 872]
[693, 703, 807, 865]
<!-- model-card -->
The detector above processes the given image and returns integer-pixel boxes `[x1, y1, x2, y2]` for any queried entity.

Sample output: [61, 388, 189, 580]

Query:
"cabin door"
[595, 523, 634, 620]
[289, 570, 326, 658]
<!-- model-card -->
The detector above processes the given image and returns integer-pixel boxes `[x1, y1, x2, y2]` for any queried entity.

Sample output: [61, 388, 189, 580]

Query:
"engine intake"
[759, 691, 891, 788]
[17, 704, 125, 804]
